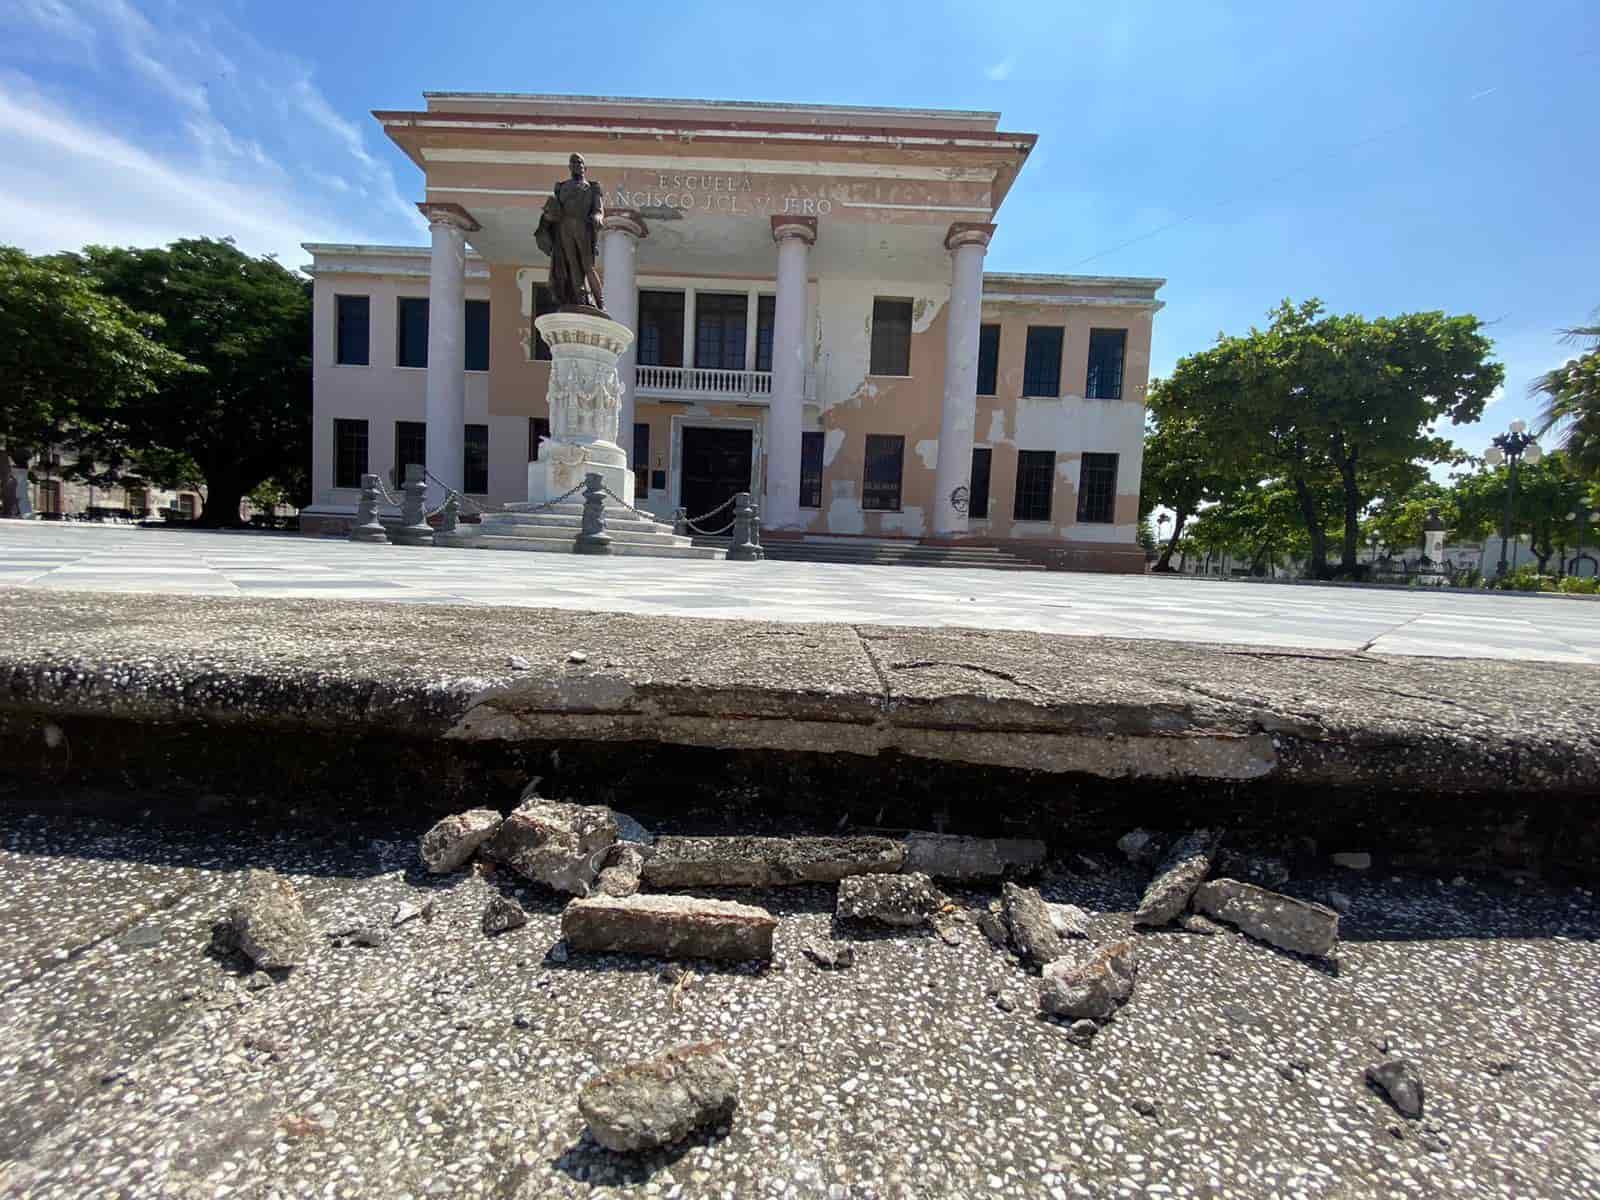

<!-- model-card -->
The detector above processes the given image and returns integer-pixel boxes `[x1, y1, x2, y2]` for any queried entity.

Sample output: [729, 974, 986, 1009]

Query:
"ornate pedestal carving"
[523, 311, 637, 508]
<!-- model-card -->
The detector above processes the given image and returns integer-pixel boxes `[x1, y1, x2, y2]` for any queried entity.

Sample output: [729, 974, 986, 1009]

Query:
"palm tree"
[1532, 319, 1600, 479]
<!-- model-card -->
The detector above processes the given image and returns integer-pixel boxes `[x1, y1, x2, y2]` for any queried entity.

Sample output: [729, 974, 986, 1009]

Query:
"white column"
[600, 210, 647, 454]
[767, 215, 817, 529]
[931, 222, 995, 538]
[420, 204, 478, 507]
[743, 290, 760, 372]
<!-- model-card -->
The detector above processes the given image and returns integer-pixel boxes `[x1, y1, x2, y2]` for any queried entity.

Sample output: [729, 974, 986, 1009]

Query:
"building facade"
[302, 93, 1164, 570]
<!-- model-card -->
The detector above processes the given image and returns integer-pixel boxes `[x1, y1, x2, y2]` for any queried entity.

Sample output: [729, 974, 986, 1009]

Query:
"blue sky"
[2, 0, 1596, 458]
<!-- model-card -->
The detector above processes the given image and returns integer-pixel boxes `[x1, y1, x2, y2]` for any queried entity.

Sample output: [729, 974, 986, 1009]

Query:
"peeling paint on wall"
[910, 296, 946, 334]
[986, 409, 1009, 445]
[826, 480, 865, 535]
[879, 506, 927, 537]
[823, 428, 847, 467]
[913, 439, 939, 470]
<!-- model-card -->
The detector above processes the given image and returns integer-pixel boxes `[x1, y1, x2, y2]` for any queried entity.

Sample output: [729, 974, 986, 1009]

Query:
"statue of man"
[535, 153, 605, 311]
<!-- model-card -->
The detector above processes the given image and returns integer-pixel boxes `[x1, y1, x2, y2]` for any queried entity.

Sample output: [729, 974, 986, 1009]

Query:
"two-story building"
[301, 92, 1164, 571]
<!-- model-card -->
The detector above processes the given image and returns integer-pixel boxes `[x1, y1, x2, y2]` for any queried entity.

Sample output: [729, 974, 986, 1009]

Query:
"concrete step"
[753, 541, 1045, 570]
[478, 517, 687, 547]
[441, 532, 724, 559]
[485, 510, 670, 535]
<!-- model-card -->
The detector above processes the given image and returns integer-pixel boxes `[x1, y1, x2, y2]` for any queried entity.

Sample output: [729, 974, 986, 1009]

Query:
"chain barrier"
[679, 494, 738, 537]
[598, 485, 666, 524]
[422, 469, 490, 520]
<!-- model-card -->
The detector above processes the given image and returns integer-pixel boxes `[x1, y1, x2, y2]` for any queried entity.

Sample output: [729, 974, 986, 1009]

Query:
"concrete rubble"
[221, 868, 310, 971]
[1000, 882, 1067, 968]
[480, 895, 528, 936]
[801, 938, 856, 970]
[418, 807, 503, 874]
[1049, 903, 1092, 940]
[641, 835, 904, 888]
[595, 843, 646, 898]
[834, 872, 947, 927]
[483, 797, 618, 896]
[1039, 940, 1138, 1022]
[901, 832, 1047, 881]
[1193, 878, 1341, 958]
[1367, 1058, 1426, 1119]
[561, 893, 778, 961]
[577, 1042, 739, 1153]
[1133, 828, 1220, 927]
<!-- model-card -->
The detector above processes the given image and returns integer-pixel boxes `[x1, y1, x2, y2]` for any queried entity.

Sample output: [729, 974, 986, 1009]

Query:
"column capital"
[770, 214, 818, 245]
[603, 208, 650, 240]
[417, 201, 480, 233]
[944, 221, 996, 251]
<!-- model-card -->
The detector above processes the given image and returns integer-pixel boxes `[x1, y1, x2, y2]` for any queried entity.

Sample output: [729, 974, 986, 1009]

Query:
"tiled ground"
[2, 521, 1597, 662]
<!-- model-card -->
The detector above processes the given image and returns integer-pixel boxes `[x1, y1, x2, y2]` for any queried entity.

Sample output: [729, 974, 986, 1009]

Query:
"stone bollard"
[728, 491, 761, 562]
[672, 507, 688, 538]
[390, 464, 434, 546]
[749, 501, 766, 560]
[574, 472, 613, 555]
[348, 474, 389, 543]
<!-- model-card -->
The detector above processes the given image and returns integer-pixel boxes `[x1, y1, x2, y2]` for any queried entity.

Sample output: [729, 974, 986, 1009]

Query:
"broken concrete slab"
[561, 894, 777, 961]
[1040, 940, 1138, 1022]
[578, 1042, 739, 1153]
[483, 798, 617, 896]
[225, 869, 310, 971]
[835, 873, 946, 928]
[901, 832, 1046, 881]
[641, 835, 904, 888]
[1193, 878, 1341, 958]
[1134, 829, 1221, 927]
[1366, 1059, 1425, 1119]
[1001, 883, 1066, 968]
[596, 843, 645, 898]
[418, 808, 502, 874]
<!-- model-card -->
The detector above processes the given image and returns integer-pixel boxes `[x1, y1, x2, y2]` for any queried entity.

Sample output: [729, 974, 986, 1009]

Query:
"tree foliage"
[1532, 320, 1600, 480]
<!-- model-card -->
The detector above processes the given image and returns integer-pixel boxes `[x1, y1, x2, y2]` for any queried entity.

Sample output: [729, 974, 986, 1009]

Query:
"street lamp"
[1483, 420, 1542, 577]
[1568, 502, 1597, 578]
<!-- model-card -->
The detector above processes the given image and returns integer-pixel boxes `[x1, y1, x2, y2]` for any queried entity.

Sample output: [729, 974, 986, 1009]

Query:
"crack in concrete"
[850, 626, 893, 712]
[886, 660, 1047, 695]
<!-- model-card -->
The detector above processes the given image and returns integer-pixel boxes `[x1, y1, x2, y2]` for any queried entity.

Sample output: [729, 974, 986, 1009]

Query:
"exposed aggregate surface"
[0, 811, 1596, 1199]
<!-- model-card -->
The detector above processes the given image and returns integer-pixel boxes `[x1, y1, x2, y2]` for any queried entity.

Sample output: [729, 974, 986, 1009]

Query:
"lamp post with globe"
[1483, 421, 1542, 578]
[1568, 502, 1597, 578]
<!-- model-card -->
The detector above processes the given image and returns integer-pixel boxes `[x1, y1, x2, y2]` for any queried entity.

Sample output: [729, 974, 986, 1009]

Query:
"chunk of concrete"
[1001, 882, 1066, 968]
[596, 843, 646, 898]
[481, 895, 528, 936]
[418, 808, 503, 874]
[1193, 878, 1340, 958]
[641, 835, 904, 888]
[483, 797, 617, 896]
[835, 872, 946, 927]
[227, 869, 311, 971]
[901, 833, 1046, 881]
[1039, 940, 1138, 1022]
[1214, 849, 1290, 889]
[1117, 828, 1166, 871]
[1366, 1059, 1425, 1119]
[561, 894, 776, 961]
[1134, 829, 1220, 927]
[578, 1042, 739, 1153]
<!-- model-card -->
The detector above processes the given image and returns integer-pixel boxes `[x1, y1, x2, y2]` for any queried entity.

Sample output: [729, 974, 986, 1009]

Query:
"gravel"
[0, 810, 1597, 1198]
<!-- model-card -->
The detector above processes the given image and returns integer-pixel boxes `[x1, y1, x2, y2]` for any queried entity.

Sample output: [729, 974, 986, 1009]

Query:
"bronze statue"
[535, 153, 605, 311]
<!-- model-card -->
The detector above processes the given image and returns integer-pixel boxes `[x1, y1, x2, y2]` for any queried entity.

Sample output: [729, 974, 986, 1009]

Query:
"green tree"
[0, 247, 188, 515]
[55, 238, 311, 527]
[1452, 452, 1593, 573]
[1532, 319, 1600, 479]
[1141, 383, 1240, 571]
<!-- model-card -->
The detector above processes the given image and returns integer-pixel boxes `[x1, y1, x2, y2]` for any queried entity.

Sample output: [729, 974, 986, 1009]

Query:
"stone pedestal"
[7, 467, 35, 518]
[522, 311, 637, 509]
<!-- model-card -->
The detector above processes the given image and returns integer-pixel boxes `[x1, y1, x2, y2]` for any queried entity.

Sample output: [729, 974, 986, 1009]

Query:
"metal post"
[349, 474, 389, 543]
[391, 463, 435, 546]
[574, 472, 612, 555]
[728, 491, 760, 562]
[1503, 455, 1520, 576]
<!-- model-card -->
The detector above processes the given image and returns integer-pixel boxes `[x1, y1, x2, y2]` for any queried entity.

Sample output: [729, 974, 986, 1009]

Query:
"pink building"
[301, 93, 1164, 571]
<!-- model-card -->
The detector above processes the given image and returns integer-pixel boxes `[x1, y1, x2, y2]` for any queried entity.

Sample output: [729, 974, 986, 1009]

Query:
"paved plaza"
[1, 522, 1596, 662]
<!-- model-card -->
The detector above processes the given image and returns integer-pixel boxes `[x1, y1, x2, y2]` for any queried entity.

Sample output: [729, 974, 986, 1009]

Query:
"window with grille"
[870, 298, 912, 376]
[393, 421, 426, 487]
[335, 295, 369, 365]
[694, 292, 748, 370]
[397, 298, 429, 368]
[1086, 329, 1126, 400]
[334, 419, 369, 488]
[531, 287, 558, 361]
[969, 447, 992, 519]
[528, 417, 550, 461]
[800, 431, 824, 509]
[1076, 452, 1119, 523]
[1022, 327, 1063, 397]
[465, 300, 490, 371]
[755, 295, 776, 372]
[634, 423, 650, 496]
[862, 434, 904, 511]
[637, 290, 685, 367]
[1013, 450, 1056, 522]
[463, 425, 489, 494]
[976, 324, 1000, 396]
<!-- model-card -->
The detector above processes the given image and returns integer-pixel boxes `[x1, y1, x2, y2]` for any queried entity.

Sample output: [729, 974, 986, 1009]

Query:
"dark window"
[694, 292, 747, 370]
[976, 324, 1000, 396]
[334, 419, 368, 489]
[531, 287, 559, 360]
[528, 417, 550, 461]
[1013, 449, 1056, 522]
[862, 434, 904, 511]
[755, 295, 776, 372]
[800, 431, 824, 509]
[637, 290, 685, 367]
[464, 424, 489, 494]
[634, 423, 650, 497]
[393, 420, 426, 488]
[397, 297, 429, 368]
[465, 300, 490, 372]
[335, 295, 370, 365]
[1077, 452, 1119, 523]
[1022, 327, 1063, 397]
[1086, 328, 1126, 400]
[969, 447, 992, 519]
[870, 298, 912, 376]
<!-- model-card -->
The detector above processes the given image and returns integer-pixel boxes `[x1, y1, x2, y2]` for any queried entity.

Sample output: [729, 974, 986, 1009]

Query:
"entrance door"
[680, 426, 753, 527]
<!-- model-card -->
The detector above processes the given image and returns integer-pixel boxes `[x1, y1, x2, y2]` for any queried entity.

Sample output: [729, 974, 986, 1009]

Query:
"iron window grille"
[969, 447, 992, 519]
[1013, 450, 1056, 522]
[1077, 452, 1119, 523]
[335, 295, 370, 365]
[393, 420, 426, 488]
[755, 295, 776, 372]
[800, 431, 824, 509]
[1086, 329, 1126, 400]
[863, 434, 905, 511]
[333, 419, 369, 489]
[396, 297, 429, 368]
[976, 324, 1000, 396]
[694, 292, 748, 371]
[637, 290, 685, 367]
[870, 299, 913, 376]
[1022, 327, 1063, 398]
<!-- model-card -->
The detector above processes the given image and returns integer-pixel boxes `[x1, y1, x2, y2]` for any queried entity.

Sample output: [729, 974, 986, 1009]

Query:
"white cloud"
[985, 57, 1016, 82]
[1483, 384, 1504, 408]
